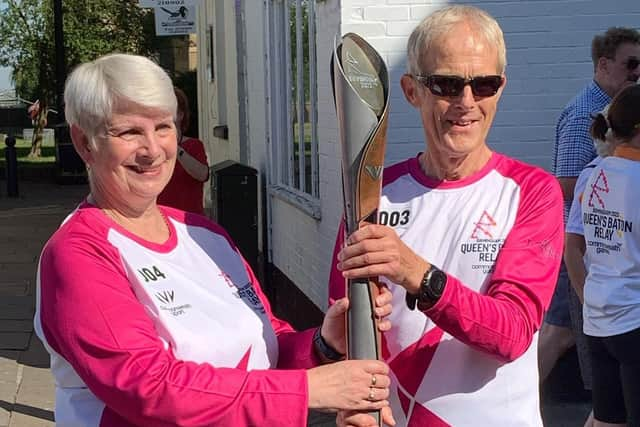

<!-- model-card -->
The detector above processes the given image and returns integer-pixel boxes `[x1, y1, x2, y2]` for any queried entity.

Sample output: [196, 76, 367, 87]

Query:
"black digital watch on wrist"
[405, 264, 447, 310]
[313, 327, 345, 361]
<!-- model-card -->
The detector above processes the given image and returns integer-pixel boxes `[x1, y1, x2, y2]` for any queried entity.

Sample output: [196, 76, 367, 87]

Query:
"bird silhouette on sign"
[161, 6, 187, 18]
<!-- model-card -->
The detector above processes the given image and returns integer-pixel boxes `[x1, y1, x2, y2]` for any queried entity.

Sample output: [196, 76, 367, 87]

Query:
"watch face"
[418, 267, 447, 304]
[430, 270, 447, 297]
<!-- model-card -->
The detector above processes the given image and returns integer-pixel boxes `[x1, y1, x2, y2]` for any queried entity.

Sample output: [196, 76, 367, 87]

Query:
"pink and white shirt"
[35, 203, 318, 426]
[330, 152, 564, 427]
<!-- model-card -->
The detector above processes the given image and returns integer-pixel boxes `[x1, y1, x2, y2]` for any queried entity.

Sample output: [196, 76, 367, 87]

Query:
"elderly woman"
[34, 54, 393, 427]
[579, 84, 640, 427]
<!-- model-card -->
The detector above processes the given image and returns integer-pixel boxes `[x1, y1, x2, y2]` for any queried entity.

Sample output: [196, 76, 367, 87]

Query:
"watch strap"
[406, 264, 445, 311]
[405, 291, 418, 310]
[313, 327, 345, 361]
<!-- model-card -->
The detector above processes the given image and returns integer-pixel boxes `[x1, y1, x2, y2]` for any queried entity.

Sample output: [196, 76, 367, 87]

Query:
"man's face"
[402, 24, 505, 162]
[604, 42, 640, 95]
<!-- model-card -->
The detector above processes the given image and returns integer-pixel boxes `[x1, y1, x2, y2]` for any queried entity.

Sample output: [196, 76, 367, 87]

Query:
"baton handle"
[347, 277, 381, 424]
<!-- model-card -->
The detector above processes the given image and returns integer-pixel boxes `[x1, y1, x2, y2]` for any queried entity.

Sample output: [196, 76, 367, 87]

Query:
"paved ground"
[0, 179, 88, 427]
[0, 179, 591, 427]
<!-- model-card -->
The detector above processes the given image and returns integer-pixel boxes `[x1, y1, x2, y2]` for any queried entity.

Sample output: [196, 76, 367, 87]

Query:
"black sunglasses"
[625, 57, 640, 71]
[413, 74, 504, 97]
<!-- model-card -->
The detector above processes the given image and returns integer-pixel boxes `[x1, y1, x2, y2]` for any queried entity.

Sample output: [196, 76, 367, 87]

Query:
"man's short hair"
[591, 27, 640, 67]
[406, 5, 506, 76]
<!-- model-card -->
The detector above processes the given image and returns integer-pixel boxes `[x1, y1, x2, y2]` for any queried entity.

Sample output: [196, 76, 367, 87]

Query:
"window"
[207, 24, 215, 82]
[267, 0, 320, 217]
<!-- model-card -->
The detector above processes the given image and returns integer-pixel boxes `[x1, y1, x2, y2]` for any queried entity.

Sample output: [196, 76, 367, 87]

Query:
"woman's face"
[87, 104, 177, 208]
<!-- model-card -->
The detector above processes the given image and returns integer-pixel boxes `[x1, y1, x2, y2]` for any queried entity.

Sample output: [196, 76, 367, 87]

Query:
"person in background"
[564, 155, 601, 302]
[565, 104, 611, 307]
[564, 106, 610, 427]
[330, 5, 564, 426]
[157, 87, 209, 214]
[34, 53, 395, 427]
[580, 84, 640, 427]
[543, 28, 640, 427]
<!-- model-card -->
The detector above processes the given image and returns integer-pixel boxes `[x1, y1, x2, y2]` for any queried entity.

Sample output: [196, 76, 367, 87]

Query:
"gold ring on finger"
[368, 387, 375, 401]
[371, 374, 377, 386]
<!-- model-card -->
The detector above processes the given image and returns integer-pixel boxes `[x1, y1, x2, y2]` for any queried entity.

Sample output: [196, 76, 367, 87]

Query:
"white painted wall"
[267, 0, 343, 309]
[196, 1, 215, 211]
[197, 1, 241, 213]
[205, 0, 640, 310]
[197, 1, 241, 164]
[237, 1, 268, 254]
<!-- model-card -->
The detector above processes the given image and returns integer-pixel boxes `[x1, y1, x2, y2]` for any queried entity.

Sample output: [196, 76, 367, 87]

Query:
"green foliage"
[0, 137, 56, 166]
[0, 0, 48, 101]
[0, 0, 155, 105]
[289, 0, 311, 100]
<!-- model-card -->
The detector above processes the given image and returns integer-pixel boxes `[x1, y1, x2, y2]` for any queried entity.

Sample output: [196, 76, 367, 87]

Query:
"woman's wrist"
[313, 327, 345, 362]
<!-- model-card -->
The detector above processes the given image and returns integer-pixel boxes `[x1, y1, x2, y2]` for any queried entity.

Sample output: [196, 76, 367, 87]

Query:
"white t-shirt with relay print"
[582, 156, 640, 337]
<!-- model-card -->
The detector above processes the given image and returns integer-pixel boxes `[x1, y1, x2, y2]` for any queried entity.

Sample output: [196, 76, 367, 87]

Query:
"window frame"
[266, 0, 320, 219]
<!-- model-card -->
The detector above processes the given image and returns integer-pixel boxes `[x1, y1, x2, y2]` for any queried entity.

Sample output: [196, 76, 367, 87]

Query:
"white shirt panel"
[380, 167, 540, 426]
[582, 157, 640, 336]
[107, 218, 278, 369]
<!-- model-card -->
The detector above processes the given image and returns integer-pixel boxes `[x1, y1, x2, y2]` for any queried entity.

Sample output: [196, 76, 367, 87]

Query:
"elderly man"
[330, 5, 563, 426]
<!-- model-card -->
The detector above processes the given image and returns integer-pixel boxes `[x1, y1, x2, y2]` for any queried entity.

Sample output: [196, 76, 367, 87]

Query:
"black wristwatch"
[406, 264, 447, 310]
[313, 328, 345, 361]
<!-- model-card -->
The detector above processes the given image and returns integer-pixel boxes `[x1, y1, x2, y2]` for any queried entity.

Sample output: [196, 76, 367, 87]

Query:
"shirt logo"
[588, 169, 609, 208]
[155, 290, 191, 317]
[471, 211, 496, 239]
[234, 283, 266, 314]
[461, 210, 504, 274]
[155, 290, 175, 305]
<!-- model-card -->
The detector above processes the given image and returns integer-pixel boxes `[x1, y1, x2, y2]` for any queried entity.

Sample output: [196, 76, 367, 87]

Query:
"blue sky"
[0, 67, 12, 90]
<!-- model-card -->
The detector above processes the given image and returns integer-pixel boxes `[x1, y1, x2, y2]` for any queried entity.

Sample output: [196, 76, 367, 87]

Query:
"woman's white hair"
[64, 53, 177, 139]
[407, 5, 507, 76]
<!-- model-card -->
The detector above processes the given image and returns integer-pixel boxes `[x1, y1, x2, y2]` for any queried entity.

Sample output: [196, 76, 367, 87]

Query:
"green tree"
[0, 0, 156, 157]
